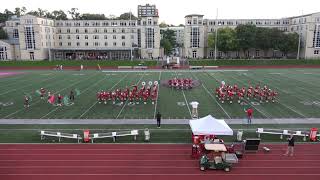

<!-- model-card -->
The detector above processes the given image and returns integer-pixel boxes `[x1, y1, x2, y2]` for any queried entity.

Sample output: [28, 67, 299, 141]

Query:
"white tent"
[189, 115, 233, 136]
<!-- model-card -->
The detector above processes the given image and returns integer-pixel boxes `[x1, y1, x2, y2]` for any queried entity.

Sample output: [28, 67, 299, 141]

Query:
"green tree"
[14, 7, 27, 17]
[52, 10, 68, 20]
[80, 13, 107, 20]
[68, 8, 80, 20]
[208, 28, 239, 58]
[160, 29, 176, 55]
[270, 28, 283, 51]
[278, 32, 299, 57]
[118, 12, 137, 20]
[0, 27, 8, 39]
[236, 24, 257, 56]
[255, 27, 272, 57]
[37, 8, 47, 17]
[27, 10, 40, 16]
[159, 22, 168, 28]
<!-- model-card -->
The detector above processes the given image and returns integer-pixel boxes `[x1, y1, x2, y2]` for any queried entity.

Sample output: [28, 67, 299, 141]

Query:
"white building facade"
[1, 4, 160, 60]
[184, 13, 320, 59]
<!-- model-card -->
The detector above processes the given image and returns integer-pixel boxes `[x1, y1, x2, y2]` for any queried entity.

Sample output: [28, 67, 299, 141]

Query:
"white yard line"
[79, 73, 129, 119]
[0, 76, 58, 96]
[41, 74, 108, 119]
[115, 73, 145, 119]
[153, 71, 162, 119]
[192, 72, 231, 119]
[175, 71, 192, 118]
[4, 73, 98, 119]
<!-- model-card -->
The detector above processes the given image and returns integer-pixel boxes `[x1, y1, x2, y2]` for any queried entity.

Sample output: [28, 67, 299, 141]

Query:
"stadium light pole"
[214, 8, 219, 60]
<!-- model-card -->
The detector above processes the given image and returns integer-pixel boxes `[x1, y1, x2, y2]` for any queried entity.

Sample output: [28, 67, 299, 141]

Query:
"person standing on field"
[245, 107, 253, 124]
[156, 112, 161, 128]
[284, 134, 295, 156]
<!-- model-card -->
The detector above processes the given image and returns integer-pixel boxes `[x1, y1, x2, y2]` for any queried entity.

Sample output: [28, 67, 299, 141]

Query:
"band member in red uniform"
[97, 91, 103, 104]
[40, 88, 46, 99]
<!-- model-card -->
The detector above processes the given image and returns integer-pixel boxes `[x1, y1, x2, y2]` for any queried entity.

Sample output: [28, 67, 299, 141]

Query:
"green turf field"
[1, 68, 320, 119]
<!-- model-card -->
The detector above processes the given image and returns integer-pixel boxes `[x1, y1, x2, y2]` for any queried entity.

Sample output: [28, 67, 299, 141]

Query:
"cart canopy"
[189, 115, 233, 136]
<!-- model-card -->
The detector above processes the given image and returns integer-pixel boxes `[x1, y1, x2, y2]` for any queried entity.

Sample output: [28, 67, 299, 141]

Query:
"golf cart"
[199, 144, 238, 172]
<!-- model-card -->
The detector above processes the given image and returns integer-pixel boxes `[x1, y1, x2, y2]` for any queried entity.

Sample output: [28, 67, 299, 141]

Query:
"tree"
[236, 24, 257, 56]
[37, 8, 47, 17]
[270, 28, 283, 51]
[160, 29, 176, 55]
[68, 8, 80, 20]
[278, 32, 299, 57]
[159, 22, 168, 28]
[0, 27, 8, 39]
[80, 13, 107, 20]
[118, 12, 137, 20]
[27, 10, 40, 17]
[255, 27, 272, 57]
[52, 10, 68, 20]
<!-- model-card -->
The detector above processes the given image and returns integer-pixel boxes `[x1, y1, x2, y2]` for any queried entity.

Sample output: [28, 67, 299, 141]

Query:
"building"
[160, 26, 184, 56]
[184, 13, 320, 59]
[0, 4, 160, 60]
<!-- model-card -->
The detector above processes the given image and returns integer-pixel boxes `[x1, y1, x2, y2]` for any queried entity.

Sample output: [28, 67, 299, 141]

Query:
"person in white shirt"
[190, 101, 199, 118]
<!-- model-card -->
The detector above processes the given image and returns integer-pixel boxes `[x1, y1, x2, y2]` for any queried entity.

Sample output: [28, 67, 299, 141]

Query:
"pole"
[296, 10, 303, 60]
[130, 10, 133, 61]
[214, 8, 218, 60]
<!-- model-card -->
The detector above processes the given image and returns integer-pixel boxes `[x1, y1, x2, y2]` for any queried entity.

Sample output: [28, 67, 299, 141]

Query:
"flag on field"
[75, 89, 81, 96]
[48, 95, 55, 104]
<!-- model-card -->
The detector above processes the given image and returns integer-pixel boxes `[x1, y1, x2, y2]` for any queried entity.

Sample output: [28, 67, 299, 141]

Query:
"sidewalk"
[0, 118, 320, 124]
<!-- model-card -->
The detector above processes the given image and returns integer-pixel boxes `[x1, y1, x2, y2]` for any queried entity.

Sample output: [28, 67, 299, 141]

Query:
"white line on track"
[40, 74, 108, 119]
[153, 71, 162, 119]
[115, 72, 145, 119]
[79, 73, 129, 119]
[4, 73, 98, 119]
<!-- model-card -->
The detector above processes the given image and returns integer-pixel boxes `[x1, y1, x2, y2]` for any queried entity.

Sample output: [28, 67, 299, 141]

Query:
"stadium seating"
[40, 130, 82, 143]
[256, 128, 308, 141]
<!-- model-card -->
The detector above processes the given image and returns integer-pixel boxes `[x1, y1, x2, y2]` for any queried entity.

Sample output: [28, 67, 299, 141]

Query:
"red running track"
[0, 144, 319, 180]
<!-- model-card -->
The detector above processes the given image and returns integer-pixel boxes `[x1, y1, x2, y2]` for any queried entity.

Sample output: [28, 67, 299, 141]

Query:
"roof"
[185, 14, 204, 18]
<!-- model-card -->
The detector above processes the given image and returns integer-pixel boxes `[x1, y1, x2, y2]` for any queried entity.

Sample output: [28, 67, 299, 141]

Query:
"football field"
[1, 68, 320, 120]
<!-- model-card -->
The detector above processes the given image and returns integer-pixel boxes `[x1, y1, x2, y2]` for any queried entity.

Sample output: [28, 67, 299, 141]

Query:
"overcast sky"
[1, 0, 319, 24]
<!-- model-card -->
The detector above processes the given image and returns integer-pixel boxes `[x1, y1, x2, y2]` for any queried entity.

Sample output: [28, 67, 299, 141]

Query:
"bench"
[89, 130, 139, 143]
[40, 130, 82, 143]
[256, 128, 308, 141]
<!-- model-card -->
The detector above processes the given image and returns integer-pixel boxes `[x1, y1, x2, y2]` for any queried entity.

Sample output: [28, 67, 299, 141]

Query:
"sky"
[1, 0, 319, 25]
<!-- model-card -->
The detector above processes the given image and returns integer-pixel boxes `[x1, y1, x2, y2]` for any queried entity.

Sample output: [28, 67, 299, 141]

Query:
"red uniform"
[40, 88, 46, 98]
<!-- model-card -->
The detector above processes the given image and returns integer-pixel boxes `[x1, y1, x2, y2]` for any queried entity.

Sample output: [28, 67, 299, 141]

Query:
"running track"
[0, 144, 319, 180]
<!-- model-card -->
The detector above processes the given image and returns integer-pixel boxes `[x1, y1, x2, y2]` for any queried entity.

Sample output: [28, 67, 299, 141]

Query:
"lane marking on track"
[78, 73, 129, 119]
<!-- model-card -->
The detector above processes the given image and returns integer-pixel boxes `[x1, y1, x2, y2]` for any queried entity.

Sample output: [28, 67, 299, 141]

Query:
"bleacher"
[40, 130, 82, 143]
[256, 128, 308, 141]
[90, 130, 139, 143]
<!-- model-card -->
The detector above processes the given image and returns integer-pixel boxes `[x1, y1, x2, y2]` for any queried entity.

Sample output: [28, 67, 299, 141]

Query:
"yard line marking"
[248, 73, 308, 118]
[192, 72, 231, 119]
[115, 72, 145, 119]
[40, 73, 107, 119]
[79, 73, 129, 119]
[153, 71, 162, 119]
[4, 73, 98, 119]
[219, 72, 272, 118]
[0, 75, 58, 96]
[175, 71, 192, 118]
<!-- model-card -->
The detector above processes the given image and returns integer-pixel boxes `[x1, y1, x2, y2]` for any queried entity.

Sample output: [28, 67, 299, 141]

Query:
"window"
[13, 29, 19, 39]
[148, 19, 152, 25]
[67, 35, 71, 39]
[113, 35, 117, 39]
[146, 28, 155, 48]
[104, 35, 108, 39]
[187, 20, 191, 25]
[85, 42, 89, 46]
[104, 42, 108, 46]
[94, 35, 99, 39]
[94, 42, 99, 46]
[85, 35, 88, 39]
[0, 46, 8, 60]
[255, 50, 260, 57]
[85, 29, 88, 33]
[121, 35, 125, 39]
[77, 42, 80, 46]
[313, 25, 320, 48]
[95, 29, 99, 33]
[59, 35, 62, 39]
[113, 42, 117, 46]
[24, 26, 36, 50]
[113, 29, 116, 33]
[59, 42, 62, 46]
[76, 35, 79, 39]
[68, 42, 71, 46]
[58, 29, 61, 33]
[193, 18, 197, 25]
[122, 29, 125, 33]
[122, 42, 125, 46]
[190, 27, 200, 48]
[209, 50, 214, 58]
[76, 29, 79, 33]
[67, 29, 70, 33]
[315, 50, 319, 54]
[104, 29, 108, 33]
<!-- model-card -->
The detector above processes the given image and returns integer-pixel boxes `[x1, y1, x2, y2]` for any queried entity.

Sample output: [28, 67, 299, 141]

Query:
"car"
[200, 154, 232, 172]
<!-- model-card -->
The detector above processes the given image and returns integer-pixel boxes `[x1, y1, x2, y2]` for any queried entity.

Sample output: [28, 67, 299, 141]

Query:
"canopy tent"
[189, 115, 233, 136]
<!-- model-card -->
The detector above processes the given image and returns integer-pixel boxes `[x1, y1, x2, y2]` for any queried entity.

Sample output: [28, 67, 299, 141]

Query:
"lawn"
[1, 68, 320, 119]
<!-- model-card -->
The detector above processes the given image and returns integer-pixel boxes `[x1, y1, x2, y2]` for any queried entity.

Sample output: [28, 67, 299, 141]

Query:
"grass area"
[0, 124, 318, 143]
[189, 59, 320, 66]
[1, 69, 320, 119]
[0, 60, 157, 67]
